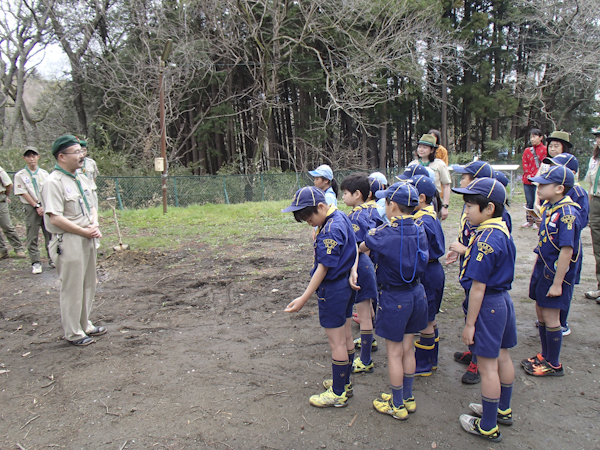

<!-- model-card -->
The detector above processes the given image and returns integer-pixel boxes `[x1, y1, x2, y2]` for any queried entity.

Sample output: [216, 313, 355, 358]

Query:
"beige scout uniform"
[14, 167, 51, 264]
[42, 169, 97, 341]
[410, 158, 451, 194]
[78, 157, 99, 207]
[585, 157, 600, 288]
[0, 166, 25, 256]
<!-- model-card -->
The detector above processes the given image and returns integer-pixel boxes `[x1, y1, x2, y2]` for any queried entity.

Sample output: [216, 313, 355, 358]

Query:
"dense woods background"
[1, 0, 599, 176]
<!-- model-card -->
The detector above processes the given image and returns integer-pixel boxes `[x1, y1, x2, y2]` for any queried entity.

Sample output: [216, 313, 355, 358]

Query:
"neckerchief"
[54, 165, 91, 213]
[25, 166, 40, 200]
[539, 195, 580, 217]
[419, 160, 430, 167]
[414, 205, 437, 221]
[460, 218, 509, 281]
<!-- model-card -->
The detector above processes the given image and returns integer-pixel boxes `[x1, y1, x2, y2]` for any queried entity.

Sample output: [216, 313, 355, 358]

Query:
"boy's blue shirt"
[414, 205, 445, 260]
[568, 184, 589, 229]
[502, 209, 513, 234]
[324, 187, 337, 207]
[537, 195, 582, 284]
[312, 206, 357, 281]
[365, 215, 429, 287]
[347, 201, 377, 243]
[459, 218, 515, 292]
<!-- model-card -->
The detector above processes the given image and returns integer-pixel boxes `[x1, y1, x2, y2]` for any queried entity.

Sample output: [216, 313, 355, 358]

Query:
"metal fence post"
[173, 176, 179, 207]
[260, 173, 265, 201]
[223, 177, 230, 204]
[115, 178, 124, 210]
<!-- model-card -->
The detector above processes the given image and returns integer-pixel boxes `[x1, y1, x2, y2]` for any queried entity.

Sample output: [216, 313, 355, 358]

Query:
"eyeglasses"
[62, 150, 84, 155]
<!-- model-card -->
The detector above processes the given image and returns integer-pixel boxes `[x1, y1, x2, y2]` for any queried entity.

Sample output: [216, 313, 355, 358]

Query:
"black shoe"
[69, 336, 93, 346]
[454, 350, 472, 365]
[462, 361, 481, 384]
[88, 326, 107, 336]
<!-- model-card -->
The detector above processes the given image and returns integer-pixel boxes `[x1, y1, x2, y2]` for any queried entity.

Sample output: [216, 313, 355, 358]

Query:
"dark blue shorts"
[421, 260, 444, 322]
[317, 277, 353, 329]
[375, 283, 427, 342]
[464, 291, 517, 359]
[353, 253, 378, 304]
[529, 263, 574, 311]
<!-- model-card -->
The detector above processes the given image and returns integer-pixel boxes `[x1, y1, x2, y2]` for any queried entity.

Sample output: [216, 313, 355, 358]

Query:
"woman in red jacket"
[521, 128, 547, 228]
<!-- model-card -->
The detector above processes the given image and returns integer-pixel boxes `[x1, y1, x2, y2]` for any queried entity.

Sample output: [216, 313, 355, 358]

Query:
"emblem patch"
[352, 224, 360, 232]
[477, 242, 494, 255]
[368, 228, 376, 236]
[323, 239, 338, 254]
[561, 215, 575, 230]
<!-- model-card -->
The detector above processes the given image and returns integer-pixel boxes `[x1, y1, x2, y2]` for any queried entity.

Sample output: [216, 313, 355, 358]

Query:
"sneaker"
[48, 260, 55, 269]
[520, 352, 543, 370]
[31, 262, 42, 274]
[532, 223, 538, 230]
[454, 350, 472, 365]
[461, 361, 481, 384]
[521, 221, 531, 228]
[468, 403, 513, 426]
[562, 324, 571, 336]
[352, 312, 360, 324]
[373, 397, 408, 420]
[309, 387, 348, 408]
[322, 379, 353, 398]
[353, 337, 378, 352]
[525, 359, 564, 377]
[584, 289, 600, 299]
[380, 393, 416, 413]
[15, 250, 26, 258]
[352, 357, 374, 373]
[459, 415, 502, 442]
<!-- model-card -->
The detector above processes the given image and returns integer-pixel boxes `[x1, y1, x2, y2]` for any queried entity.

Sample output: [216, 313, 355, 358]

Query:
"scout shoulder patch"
[561, 214, 576, 230]
[352, 224, 360, 232]
[322, 239, 338, 254]
[368, 228, 376, 235]
[476, 241, 494, 261]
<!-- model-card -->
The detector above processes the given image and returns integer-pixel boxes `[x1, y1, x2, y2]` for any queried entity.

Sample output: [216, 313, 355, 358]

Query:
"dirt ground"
[1, 211, 599, 450]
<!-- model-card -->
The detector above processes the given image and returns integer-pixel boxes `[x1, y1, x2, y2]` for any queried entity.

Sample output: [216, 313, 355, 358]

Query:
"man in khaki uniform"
[42, 135, 106, 346]
[77, 138, 99, 206]
[14, 147, 52, 273]
[0, 166, 26, 259]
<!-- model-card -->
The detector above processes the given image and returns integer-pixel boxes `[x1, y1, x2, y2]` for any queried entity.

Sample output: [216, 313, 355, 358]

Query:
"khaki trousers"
[590, 197, 600, 289]
[0, 201, 24, 254]
[24, 204, 51, 264]
[49, 233, 97, 341]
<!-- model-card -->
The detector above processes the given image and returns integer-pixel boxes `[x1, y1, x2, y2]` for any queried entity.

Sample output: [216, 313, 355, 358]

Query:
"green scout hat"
[23, 146, 39, 156]
[52, 135, 80, 156]
[78, 138, 88, 147]
[546, 131, 573, 149]
[418, 134, 438, 148]
[591, 127, 600, 136]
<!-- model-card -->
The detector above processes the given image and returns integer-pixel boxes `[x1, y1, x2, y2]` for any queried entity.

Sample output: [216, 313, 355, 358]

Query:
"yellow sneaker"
[373, 396, 408, 420]
[322, 379, 353, 397]
[309, 387, 348, 408]
[352, 357, 374, 373]
[380, 393, 416, 413]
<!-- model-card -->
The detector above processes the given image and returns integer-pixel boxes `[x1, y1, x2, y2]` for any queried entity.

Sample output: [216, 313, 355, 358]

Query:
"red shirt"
[522, 143, 547, 185]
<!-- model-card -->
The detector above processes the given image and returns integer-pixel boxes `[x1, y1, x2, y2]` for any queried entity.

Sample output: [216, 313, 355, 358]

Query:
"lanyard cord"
[25, 167, 39, 199]
[398, 218, 428, 283]
[54, 165, 91, 213]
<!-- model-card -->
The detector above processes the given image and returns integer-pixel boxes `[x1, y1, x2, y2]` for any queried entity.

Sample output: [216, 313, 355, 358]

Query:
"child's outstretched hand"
[285, 297, 307, 313]
[445, 250, 458, 265]
[449, 242, 467, 255]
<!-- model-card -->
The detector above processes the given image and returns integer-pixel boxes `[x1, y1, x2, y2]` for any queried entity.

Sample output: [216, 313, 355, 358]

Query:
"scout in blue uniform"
[283, 186, 358, 407]
[407, 175, 445, 376]
[447, 160, 495, 385]
[452, 178, 517, 443]
[355, 182, 428, 421]
[340, 173, 379, 374]
[522, 166, 582, 377]
[493, 170, 513, 232]
[543, 153, 588, 335]
[309, 164, 338, 206]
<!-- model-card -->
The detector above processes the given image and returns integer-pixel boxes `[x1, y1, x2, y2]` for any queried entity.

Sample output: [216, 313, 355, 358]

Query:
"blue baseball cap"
[451, 161, 493, 179]
[368, 177, 385, 196]
[452, 177, 507, 204]
[493, 170, 509, 187]
[308, 164, 334, 181]
[529, 165, 575, 186]
[396, 164, 432, 181]
[543, 153, 579, 174]
[376, 182, 419, 206]
[282, 186, 326, 212]
[369, 172, 388, 186]
[408, 175, 437, 198]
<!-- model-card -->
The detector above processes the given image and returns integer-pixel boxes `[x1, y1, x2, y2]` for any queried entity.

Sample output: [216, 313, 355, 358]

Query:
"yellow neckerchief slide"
[414, 205, 437, 222]
[537, 196, 581, 280]
[460, 218, 509, 280]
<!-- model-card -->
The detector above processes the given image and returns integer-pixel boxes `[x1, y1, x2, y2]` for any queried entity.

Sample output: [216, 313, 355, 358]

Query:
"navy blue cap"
[493, 170, 509, 187]
[408, 175, 437, 198]
[282, 186, 326, 212]
[396, 164, 431, 181]
[452, 177, 507, 204]
[308, 164, 333, 181]
[376, 182, 419, 206]
[368, 177, 385, 196]
[451, 161, 493, 179]
[543, 153, 578, 174]
[529, 165, 575, 186]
